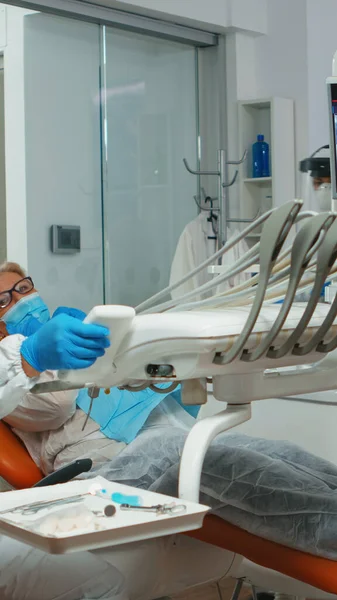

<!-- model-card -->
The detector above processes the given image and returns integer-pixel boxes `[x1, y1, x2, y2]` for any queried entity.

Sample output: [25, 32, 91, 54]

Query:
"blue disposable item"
[95, 488, 143, 506]
[21, 314, 110, 372]
[2, 292, 50, 336]
[76, 384, 181, 444]
[111, 492, 143, 506]
[53, 307, 86, 321]
[252, 134, 270, 178]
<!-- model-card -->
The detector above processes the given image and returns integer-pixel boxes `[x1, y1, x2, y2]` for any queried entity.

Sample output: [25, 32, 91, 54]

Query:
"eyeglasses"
[0, 277, 34, 310]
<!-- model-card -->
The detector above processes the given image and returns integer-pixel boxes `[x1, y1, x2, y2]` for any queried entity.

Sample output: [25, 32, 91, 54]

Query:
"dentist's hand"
[53, 307, 86, 321]
[21, 314, 110, 373]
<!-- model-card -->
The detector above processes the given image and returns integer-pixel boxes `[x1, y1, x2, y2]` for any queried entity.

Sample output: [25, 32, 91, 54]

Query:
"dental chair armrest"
[33, 458, 93, 487]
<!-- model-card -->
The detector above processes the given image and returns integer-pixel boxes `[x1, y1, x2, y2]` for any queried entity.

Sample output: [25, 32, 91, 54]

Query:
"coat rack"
[183, 149, 249, 247]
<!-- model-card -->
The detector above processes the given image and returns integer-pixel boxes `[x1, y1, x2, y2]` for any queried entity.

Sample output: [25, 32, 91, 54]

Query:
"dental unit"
[31, 198, 337, 506]
[15, 196, 337, 600]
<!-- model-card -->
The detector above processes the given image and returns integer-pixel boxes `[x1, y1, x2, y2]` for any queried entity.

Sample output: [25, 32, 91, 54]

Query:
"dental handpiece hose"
[82, 385, 100, 431]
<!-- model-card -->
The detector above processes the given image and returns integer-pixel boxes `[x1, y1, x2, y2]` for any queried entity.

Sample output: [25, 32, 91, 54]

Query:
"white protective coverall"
[0, 334, 128, 600]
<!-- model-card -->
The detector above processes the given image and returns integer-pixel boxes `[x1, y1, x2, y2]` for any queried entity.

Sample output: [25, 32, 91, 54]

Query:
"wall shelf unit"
[238, 97, 295, 241]
[243, 176, 272, 184]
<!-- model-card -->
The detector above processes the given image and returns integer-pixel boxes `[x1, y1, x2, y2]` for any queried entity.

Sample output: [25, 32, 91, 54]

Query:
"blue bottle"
[252, 134, 270, 178]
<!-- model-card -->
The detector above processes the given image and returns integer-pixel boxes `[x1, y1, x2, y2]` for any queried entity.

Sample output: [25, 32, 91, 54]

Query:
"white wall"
[255, 0, 308, 195]
[225, 0, 308, 199]
[90, 0, 268, 35]
[201, 394, 337, 464]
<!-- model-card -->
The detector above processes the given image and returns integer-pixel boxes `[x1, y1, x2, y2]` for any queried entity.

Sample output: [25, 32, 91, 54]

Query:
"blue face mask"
[2, 292, 50, 336]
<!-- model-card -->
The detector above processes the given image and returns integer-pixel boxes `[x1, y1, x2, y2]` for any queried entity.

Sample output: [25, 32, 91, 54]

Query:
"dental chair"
[1, 392, 337, 600]
[5, 200, 337, 600]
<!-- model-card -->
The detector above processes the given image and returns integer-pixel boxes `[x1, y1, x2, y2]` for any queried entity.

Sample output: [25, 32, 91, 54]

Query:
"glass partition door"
[102, 28, 199, 306]
[18, 10, 201, 310]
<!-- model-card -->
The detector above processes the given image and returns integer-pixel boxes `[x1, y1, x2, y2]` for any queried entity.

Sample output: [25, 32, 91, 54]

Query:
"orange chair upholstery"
[0, 420, 42, 488]
[186, 515, 337, 595]
[1, 425, 337, 595]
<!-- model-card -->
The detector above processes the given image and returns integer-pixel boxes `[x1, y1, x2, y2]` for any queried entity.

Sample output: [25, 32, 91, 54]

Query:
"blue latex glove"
[53, 307, 86, 321]
[21, 314, 110, 372]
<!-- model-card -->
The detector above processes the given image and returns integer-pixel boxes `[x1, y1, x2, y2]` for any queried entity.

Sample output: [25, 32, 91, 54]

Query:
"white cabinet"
[238, 97, 295, 238]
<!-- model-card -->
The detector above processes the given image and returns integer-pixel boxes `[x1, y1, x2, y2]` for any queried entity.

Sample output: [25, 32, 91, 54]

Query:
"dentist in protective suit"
[0, 262, 127, 600]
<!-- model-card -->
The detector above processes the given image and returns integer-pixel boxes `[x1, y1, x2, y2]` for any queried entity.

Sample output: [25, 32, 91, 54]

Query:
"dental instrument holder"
[183, 149, 248, 249]
[0, 476, 209, 553]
